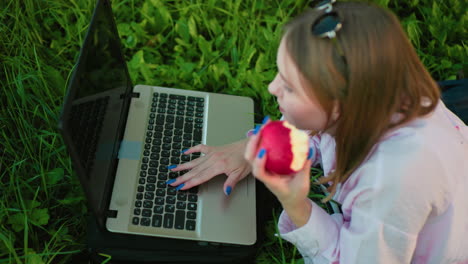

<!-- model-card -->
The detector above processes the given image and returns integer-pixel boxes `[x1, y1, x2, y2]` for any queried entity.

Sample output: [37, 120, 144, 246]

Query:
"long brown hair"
[284, 1, 440, 201]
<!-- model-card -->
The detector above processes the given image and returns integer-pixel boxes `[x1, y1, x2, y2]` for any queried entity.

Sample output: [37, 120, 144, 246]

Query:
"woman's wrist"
[281, 197, 312, 228]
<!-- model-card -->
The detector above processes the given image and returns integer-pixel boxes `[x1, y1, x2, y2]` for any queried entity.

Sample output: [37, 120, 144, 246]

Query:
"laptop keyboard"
[69, 97, 109, 177]
[132, 92, 204, 231]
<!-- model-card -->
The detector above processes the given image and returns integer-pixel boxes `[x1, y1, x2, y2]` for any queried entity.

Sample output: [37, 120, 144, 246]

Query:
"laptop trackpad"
[199, 174, 256, 245]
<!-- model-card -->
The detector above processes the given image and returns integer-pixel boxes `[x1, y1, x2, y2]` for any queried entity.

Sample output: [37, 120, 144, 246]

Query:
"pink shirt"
[278, 100, 468, 263]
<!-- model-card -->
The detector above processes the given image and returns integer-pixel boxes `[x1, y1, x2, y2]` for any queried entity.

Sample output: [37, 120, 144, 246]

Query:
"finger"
[250, 148, 274, 183]
[261, 116, 270, 125]
[223, 167, 249, 195]
[167, 163, 203, 186]
[244, 134, 262, 162]
[182, 144, 211, 155]
[168, 156, 204, 172]
[174, 166, 219, 190]
[168, 156, 219, 187]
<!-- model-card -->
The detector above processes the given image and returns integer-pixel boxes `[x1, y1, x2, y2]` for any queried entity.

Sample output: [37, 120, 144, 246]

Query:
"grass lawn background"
[0, 0, 466, 263]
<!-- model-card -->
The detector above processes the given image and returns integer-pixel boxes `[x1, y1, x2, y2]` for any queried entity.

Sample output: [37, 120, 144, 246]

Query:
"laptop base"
[86, 180, 279, 264]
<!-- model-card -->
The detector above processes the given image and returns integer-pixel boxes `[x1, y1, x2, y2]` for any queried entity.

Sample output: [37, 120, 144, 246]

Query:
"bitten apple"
[258, 120, 309, 175]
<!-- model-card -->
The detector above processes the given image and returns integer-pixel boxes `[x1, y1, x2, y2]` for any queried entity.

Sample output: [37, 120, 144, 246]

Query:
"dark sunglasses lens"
[312, 13, 341, 36]
[309, 0, 331, 9]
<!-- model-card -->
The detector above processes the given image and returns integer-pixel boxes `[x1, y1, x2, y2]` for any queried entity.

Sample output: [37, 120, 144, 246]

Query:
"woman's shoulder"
[357, 101, 466, 188]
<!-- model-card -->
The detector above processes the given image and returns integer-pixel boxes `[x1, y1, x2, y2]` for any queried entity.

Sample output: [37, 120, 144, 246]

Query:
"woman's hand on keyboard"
[167, 138, 251, 195]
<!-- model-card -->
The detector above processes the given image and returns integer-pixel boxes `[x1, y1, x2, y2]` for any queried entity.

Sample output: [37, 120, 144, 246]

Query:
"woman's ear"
[331, 100, 341, 122]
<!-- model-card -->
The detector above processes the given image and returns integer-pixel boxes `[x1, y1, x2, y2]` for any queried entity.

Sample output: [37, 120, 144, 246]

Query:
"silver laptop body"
[107, 85, 257, 245]
[58, 0, 256, 246]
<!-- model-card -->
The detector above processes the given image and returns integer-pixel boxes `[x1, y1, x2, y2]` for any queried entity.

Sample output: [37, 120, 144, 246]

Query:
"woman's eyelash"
[284, 85, 293, 92]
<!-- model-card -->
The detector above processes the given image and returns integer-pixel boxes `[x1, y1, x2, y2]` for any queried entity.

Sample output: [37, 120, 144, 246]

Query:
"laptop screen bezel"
[58, 0, 134, 228]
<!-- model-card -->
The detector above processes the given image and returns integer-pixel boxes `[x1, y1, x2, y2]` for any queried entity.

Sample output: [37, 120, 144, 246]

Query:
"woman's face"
[268, 37, 335, 132]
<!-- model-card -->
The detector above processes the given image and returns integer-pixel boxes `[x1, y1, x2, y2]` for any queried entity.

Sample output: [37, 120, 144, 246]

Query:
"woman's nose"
[268, 75, 281, 97]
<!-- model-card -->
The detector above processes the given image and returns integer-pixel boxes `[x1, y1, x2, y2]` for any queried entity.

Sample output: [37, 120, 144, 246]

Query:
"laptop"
[58, 0, 256, 245]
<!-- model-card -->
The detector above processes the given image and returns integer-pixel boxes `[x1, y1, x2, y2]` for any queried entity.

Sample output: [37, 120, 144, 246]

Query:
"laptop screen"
[59, 0, 133, 223]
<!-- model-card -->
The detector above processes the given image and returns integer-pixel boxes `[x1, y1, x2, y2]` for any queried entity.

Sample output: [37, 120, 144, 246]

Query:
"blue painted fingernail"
[258, 148, 266, 159]
[253, 124, 261, 135]
[262, 116, 270, 124]
[166, 179, 176, 185]
[176, 183, 185, 190]
[167, 164, 177, 169]
[226, 186, 232, 196]
[181, 149, 189, 154]
[307, 148, 313, 160]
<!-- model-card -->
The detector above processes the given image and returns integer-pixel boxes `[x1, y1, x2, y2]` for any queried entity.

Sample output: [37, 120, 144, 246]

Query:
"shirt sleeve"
[277, 141, 440, 264]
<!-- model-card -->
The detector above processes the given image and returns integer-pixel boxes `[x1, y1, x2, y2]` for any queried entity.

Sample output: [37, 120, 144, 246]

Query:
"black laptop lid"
[58, 0, 134, 227]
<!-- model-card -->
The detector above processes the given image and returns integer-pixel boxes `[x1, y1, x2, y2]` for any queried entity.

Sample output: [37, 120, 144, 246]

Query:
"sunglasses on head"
[309, 0, 347, 68]
[309, 0, 336, 13]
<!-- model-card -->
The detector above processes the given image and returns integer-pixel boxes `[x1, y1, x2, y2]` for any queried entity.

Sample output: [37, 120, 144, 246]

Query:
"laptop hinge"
[106, 209, 118, 218]
[120, 92, 140, 99]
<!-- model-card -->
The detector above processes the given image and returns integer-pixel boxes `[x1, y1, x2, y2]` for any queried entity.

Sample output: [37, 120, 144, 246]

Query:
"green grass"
[0, 0, 466, 263]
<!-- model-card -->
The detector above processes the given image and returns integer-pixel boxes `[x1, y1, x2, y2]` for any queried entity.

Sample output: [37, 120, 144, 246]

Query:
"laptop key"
[154, 205, 164, 214]
[188, 187, 198, 194]
[174, 129, 183, 136]
[141, 217, 151, 226]
[169, 172, 178, 179]
[143, 200, 153, 208]
[142, 209, 152, 217]
[194, 129, 202, 141]
[167, 187, 177, 195]
[175, 117, 184, 128]
[163, 213, 174, 228]
[155, 197, 164, 205]
[144, 192, 154, 200]
[145, 184, 155, 192]
[188, 194, 198, 202]
[157, 180, 166, 188]
[171, 156, 180, 164]
[188, 203, 197, 211]
[177, 192, 187, 201]
[159, 165, 168, 172]
[187, 211, 196, 220]
[186, 220, 196, 231]
[148, 168, 157, 175]
[152, 215, 162, 227]
[176, 201, 186, 210]
[156, 189, 165, 196]
[132, 217, 139, 225]
[165, 204, 175, 213]
[175, 210, 185, 230]
[134, 208, 141, 215]
[158, 173, 168, 180]
[166, 196, 176, 204]
[147, 176, 156, 183]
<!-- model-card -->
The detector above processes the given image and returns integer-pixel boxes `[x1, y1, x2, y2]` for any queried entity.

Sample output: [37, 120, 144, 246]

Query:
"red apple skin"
[258, 121, 305, 175]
